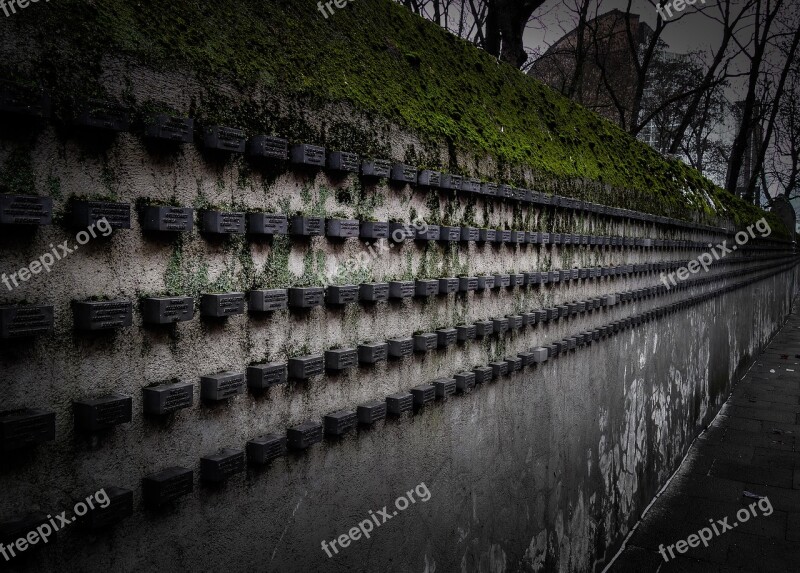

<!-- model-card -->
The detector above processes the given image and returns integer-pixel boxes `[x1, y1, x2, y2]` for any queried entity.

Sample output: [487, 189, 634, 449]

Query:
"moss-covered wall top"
[0, 0, 783, 234]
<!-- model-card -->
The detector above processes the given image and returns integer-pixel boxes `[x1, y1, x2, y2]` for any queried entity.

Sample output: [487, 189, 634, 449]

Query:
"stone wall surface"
[0, 16, 798, 573]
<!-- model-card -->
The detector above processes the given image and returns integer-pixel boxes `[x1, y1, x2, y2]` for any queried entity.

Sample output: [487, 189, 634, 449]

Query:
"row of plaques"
[1, 251, 789, 339]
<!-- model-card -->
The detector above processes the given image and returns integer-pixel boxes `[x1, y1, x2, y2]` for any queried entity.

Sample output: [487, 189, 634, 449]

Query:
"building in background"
[529, 9, 653, 129]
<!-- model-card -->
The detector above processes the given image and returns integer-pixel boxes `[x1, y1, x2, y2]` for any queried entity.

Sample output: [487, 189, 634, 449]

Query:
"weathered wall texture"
[0, 59, 798, 573]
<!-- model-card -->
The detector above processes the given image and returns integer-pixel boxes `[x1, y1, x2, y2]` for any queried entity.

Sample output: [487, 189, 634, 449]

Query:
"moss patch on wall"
[1, 0, 785, 235]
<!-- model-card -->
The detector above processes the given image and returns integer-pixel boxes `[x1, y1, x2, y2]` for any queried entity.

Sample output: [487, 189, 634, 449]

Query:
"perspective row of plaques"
[0, 248, 791, 340]
[3, 258, 794, 539]
[0, 82, 726, 233]
[4, 253, 795, 456]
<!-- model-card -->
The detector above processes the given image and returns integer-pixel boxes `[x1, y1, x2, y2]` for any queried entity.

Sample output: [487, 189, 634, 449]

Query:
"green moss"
[4, 0, 785, 236]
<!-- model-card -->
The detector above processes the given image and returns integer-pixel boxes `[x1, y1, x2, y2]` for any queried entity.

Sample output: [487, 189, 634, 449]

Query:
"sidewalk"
[611, 304, 800, 572]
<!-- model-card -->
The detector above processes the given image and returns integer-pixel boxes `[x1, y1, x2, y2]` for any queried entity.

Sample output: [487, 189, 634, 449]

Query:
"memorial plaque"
[411, 384, 435, 407]
[290, 144, 325, 167]
[141, 206, 193, 233]
[145, 115, 193, 143]
[495, 230, 512, 243]
[439, 174, 463, 190]
[415, 225, 440, 241]
[506, 315, 523, 330]
[439, 225, 461, 242]
[417, 170, 441, 187]
[359, 282, 389, 302]
[361, 159, 391, 178]
[200, 292, 245, 317]
[327, 151, 359, 172]
[84, 486, 133, 530]
[522, 311, 537, 326]
[517, 351, 535, 367]
[492, 317, 509, 333]
[560, 270, 571, 282]
[389, 222, 414, 242]
[0, 409, 55, 451]
[461, 227, 479, 242]
[535, 310, 548, 322]
[456, 324, 476, 342]
[497, 184, 513, 199]
[288, 355, 324, 379]
[289, 216, 324, 236]
[567, 337, 577, 350]
[360, 221, 389, 240]
[477, 276, 495, 290]
[386, 392, 413, 415]
[325, 348, 357, 371]
[527, 232, 540, 245]
[143, 382, 193, 415]
[247, 213, 288, 235]
[387, 337, 414, 358]
[481, 182, 498, 196]
[540, 233, 551, 245]
[357, 401, 387, 425]
[513, 187, 530, 202]
[415, 279, 439, 297]
[201, 449, 245, 482]
[478, 228, 496, 243]
[249, 289, 288, 312]
[141, 296, 194, 324]
[287, 421, 323, 450]
[202, 125, 245, 152]
[524, 272, 541, 286]
[548, 270, 560, 284]
[247, 434, 286, 465]
[0, 194, 52, 226]
[510, 273, 525, 287]
[326, 285, 359, 305]
[0, 80, 50, 118]
[200, 371, 245, 401]
[557, 305, 569, 318]
[288, 287, 324, 309]
[473, 366, 493, 384]
[454, 372, 476, 393]
[459, 277, 479, 292]
[246, 135, 288, 160]
[326, 218, 360, 239]
[568, 302, 579, 315]
[73, 300, 132, 331]
[436, 328, 457, 348]
[389, 281, 415, 299]
[413, 332, 437, 352]
[201, 210, 245, 234]
[510, 231, 526, 244]
[246, 363, 287, 391]
[551, 233, 562, 245]
[142, 467, 193, 507]
[494, 274, 511, 288]
[74, 100, 130, 131]
[74, 394, 132, 431]
[563, 234, 572, 245]
[72, 200, 131, 229]
[505, 356, 522, 372]
[475, 320, 493, 337]
[433, 378, 456, 399]
[322, 410, 357, 437]
[438, 277, 459, 294]
[0, 305, 53, 339]
[390, 163, 417, 184]
[460, 179, 481, 194]
[358, 342, 388, 364]
[489, 361, 509, 378]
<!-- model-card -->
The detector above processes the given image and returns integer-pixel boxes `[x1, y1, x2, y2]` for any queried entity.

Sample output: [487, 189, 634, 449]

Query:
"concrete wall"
[0, 62, 798, 573]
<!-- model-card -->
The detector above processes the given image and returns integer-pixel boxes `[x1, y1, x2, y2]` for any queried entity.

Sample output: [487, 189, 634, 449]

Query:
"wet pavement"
[610, 304, 800, 572]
